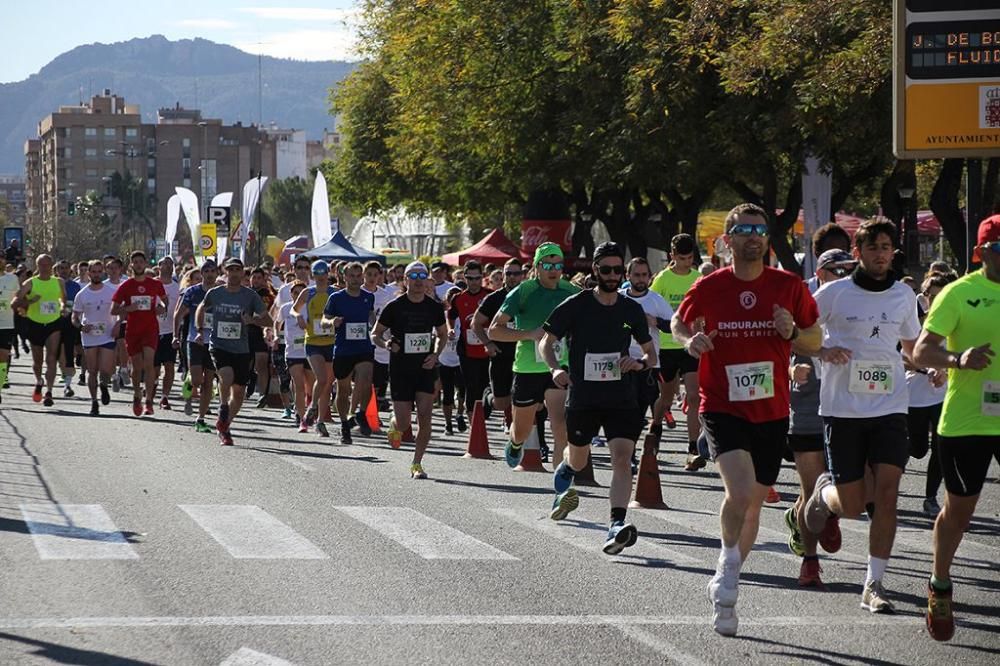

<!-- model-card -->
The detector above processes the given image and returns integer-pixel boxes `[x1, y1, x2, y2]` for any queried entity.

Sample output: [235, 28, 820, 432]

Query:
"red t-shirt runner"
[450, 289, 491, 359]
[113, 277, 167, 335]
[676, 266, 818, 423]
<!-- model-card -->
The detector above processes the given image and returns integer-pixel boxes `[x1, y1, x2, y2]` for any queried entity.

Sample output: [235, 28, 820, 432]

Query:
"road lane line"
[836, 520, 996, 561]
[180, 505, 327, 559]
[613, 623, 708, 666]
[335, 506, 517, 560]
[19, 503, 139, 560]
[220, 647, 296, 666]
[494, 508, 703, 566]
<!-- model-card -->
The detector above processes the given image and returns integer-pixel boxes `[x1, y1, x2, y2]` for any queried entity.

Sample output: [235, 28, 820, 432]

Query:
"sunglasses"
[984, 241, 1000, 254]
[504, 270, 523, 277]
[729, 223, 769, 237]
[407, 271, 429, 280]
[824, 265, 853, 278]
[597, 264, 624, 276]
[538, 262, 564, 271]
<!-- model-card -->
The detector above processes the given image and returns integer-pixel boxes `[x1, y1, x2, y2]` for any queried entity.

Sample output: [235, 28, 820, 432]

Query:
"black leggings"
[458, 356, 490, 413]
[908, 403, 943, 499]
[438, 364, 464, 407]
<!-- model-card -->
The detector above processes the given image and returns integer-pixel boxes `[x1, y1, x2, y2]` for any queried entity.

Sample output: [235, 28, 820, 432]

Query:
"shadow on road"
[248, 446, 386, 464]
[0, 632, 158, 666]
[739, 635, 908, 666]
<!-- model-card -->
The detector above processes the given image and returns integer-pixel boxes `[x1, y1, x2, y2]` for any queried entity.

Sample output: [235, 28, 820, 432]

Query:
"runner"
[0, 255, 20, 403]
[12, 254, 66, 406]
[55, 260, 81, 397]
[104, 256, 129, 391]
[292, 260, 336, 437]
[912, 216, 1000, 641]
[276, 281, 313, 431]
[153, 257, 180, 409]
[541, 242, 655, 552]
[249, 267, 276, 407]
[371, 261, 447, 479]
[449, 260, 491, 430]
[194, 258, 270, 446]
[321, 261, 376, 444]
[365, 261, 395, 410]
[651, 233, 704, 469]
[439, 287, 465, 435]
[489, 243, 578, 469]
[801, 219, 921, 615]
[111, 251, 168, 417]
[473, 258, 524, 429]
[71, 260, 118, 415]
[671, 203, 821, 636]
[174, 260, 218, 433]
[431, 261, 455, 301]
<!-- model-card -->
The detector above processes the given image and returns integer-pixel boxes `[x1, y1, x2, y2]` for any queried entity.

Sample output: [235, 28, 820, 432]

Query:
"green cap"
[533, 242, 564, 264]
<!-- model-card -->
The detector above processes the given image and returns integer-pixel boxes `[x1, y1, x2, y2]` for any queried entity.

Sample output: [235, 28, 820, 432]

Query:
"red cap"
[973, 214, 1000, 262]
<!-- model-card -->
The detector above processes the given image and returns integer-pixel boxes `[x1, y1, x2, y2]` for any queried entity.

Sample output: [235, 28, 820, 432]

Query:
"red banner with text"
[520, 219, 572, 261]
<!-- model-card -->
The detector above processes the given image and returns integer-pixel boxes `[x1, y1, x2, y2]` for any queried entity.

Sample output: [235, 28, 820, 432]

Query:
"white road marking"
[613, 623, 708, 666]
[19, 504, 139, 560]
[494, 508, 703, 566]
[180, 505, 327, 559]
[220, 647, 296, 666]
[335, 506, 517, 560]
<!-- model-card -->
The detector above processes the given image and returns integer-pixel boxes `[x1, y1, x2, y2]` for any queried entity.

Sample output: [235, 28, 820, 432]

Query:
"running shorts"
[489, 353, 515, 399]
[937, 435, 1000, 498]
[659, 348, 698, 383]
[389, 362, 437, 403]
[822, 414, 910, 484]
[211, 349, 253, 387]
[187, 341, 216, 371]
[700, 412, 789, 487]
[511, 371, 562, 408]
[334, 352, 375, 381]
[567, 407, 645, 447]
[125, 326, 159, 356]
[154, 333, 178, 366]
[305, 344, 334, 363]
[25, 319, 61, 348]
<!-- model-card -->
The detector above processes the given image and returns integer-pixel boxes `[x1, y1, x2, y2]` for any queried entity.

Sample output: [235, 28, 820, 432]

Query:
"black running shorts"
[700, 412, 789, 486]
[823, 414, 910, 484]
[659, 348, 698, 383]
[938, 435, 1000, 497]
[567, 407, 645, 447]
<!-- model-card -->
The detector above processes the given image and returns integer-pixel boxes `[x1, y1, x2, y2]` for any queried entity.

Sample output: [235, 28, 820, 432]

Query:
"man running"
[489, 243, 578, 469]
[111, 251, 168, 417]
[12, 254, 66, 406]
[801, 219, 921, 615]
[473, 258, 524, 429]
[671, 203, 821, 636]
[0, 255, 20, 403]
[292, 261, 336, 437]
[912, 216, 1000, 641]
[449, 260, 491, 431]
[154, 257, 180, 409]
[651, 233, 704, 469]
[72, 260, 119, 415]
[104, 256, 129, 391]
[541, 242, 655, 552]
[174, 260, 219, 432]
[55, 260, 81, 397]
[365, 261, 395, 411]
[195, 258, 270, 446]
[322, 261, 376, 444]
[371, 261, 447, 479]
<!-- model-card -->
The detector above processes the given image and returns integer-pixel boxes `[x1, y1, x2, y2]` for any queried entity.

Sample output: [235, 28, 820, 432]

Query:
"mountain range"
[0, 35, 357, 173]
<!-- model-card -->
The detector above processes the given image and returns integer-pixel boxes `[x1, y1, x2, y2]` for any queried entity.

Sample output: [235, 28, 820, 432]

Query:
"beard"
[629, 282, 648, 294]
[597, 277, 621, 293]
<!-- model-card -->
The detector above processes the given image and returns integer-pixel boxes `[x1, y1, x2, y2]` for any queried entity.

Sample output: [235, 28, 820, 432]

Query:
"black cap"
[593, 241, 625, 263]
[430, 261, 449, 270]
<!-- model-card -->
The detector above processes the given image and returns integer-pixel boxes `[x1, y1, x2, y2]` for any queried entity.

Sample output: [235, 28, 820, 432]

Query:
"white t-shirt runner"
[369, 285, 397, 365]
[814, 278, 921, 418]
[0, 272, 19, 330]
[157, 279, 179, 336]
[72, 283, 118, 347]
[620, 287, 672, 366]
[279, 302, 307, 360]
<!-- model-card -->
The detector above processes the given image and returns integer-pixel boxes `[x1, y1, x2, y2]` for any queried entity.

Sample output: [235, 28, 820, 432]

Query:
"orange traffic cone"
[630, 433, 668, 509]
[575, 451, 601, 487]
[514, 425, 547, 472]
[365, 387, 382, 433]
[464, 400, 494, 459]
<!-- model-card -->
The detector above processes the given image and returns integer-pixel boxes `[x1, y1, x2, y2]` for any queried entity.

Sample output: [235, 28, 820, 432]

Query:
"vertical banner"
[165, 194, 181, 252]
[311, 172, 334, 248]
[801, 155, 832, 278]
[175, 187, 201, 256]
[199, 223, 218, 261]
[240, 177, 268, 263]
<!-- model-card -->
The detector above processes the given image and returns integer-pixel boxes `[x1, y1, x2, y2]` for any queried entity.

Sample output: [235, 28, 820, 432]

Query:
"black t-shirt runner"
[543, 290, 651, 409]
[476, 287, 516, 358]
[376, 294, 446, 367]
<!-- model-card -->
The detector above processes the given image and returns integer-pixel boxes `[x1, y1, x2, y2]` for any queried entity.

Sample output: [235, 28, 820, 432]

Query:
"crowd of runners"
[1, 203, 997, 642]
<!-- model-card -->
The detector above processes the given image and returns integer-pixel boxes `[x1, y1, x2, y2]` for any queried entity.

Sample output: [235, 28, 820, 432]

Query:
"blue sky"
[1, 0, 360, 83]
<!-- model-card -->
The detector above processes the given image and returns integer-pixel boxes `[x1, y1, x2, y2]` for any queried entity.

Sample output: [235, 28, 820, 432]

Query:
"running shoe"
[90, 400, 99, 416]
[539, 443, 550, 463]
[923, 498, 941, 517]
[304, 405, 316, 428]
[803, 472, 834, 535]
[184, 398, 193, 416]
[112, 373, 121, 393]
[819, 515, 842, 554]
[861, 580, 895, 614]
[445, 423, 454, 436]
[684, 454, 706, 472]
[32, 385, 42, 403]
[194, 419, 213, 434]
[43, 391, 53, 407]
[602, 521, 639, 555]
[456, 413, 467, 433]
[181, 377, 193, 400]
[160, 397, 171, 410]
[219, 430, 235, 446]
[553, 460, 575, 494]
[926, 582, 954, 641]
[592, 436, 606, 448]
[481, 386, 493, 419]
[282, 407, 293, 420]
[340, 421, 353, 445]
[316, 421, 330, 438]
[664, 412, 677, 429]
[77, 373, 86, 386]
[798, 558, 825, 590]
[410, 463, 428, 479]
[708, 557, 740, 636]
[298, 419, 309, 434]
[388, 429, 402, 449]
[765, 487, 781, 504]
[784, 507, 805, 557]
[355, 410, 372, 436]
[143, 402, 154, 416]
[504, 439, 524, 468]
[256, 394, 268, 409]
[132, 397, 142, 416]
[216, 404, 230, 434]
[549, 488, 579, 521]
[63, 385, 74, 398]
[99, 384, 110, 406]
[712, 606, 738, 637]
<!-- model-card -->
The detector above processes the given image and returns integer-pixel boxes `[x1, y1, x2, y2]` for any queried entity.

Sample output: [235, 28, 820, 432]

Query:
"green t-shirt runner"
[650, 266, 699, 350]
[500, 276, 578, 373]
[923, 269, 1000, 437]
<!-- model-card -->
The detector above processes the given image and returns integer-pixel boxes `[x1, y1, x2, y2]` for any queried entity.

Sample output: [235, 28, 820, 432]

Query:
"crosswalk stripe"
[335, 507, 517, 560]
[219, 647, 297, 666]
[19, 504, 139, 560]
[180, 505, 328, 560]
[494, 508, 704, 566]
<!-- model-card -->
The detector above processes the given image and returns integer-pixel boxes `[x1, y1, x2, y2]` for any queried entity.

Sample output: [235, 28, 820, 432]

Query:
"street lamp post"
[897, 183, 919, 274]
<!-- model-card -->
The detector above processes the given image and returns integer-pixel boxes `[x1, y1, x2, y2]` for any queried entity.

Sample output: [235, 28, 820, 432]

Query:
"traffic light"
[67, 201, 76, 216]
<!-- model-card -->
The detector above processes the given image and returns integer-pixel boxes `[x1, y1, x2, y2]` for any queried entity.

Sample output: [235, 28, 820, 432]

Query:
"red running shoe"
[798, 558, 826, 590]
[143, 402, 154, 416]
[765, 486, 781, 504]
[32, 385, 43, 402]
[132, 397, 142, 416]
[664, 412, 677, 429]
[819, 515, 842, 553]
[926, 582, 954, 641]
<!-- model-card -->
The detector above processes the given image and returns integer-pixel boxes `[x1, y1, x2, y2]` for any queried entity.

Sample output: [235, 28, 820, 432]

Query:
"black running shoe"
[99, 384, 111, 405]
[90, 400, 99, 416]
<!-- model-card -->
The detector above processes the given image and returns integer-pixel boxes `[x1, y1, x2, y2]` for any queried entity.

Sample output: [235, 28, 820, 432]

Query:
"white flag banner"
[801, 155, 832, 278]
[217, 236, 228, 260]
[240, 177, 268, 263]
[211, 192, 233, 209]
[311, 171, 334, 248]
[174, 187, 200, 253]
[165, 194, 181, 249]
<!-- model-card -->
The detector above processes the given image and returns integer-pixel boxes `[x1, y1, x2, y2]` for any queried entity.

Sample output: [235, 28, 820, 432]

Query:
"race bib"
[132, 295, 152, 311]
[445, 338, 457, 354]
[584, 352, 621, 382]
[287, 336, 305, 352]
[725, 361, 774, 402]
[535, 339, 563, 364]
[218, 321, 242, 340]
[983, 380, 1000, 417]
[40, 301, 58, 315]
[313, 319, 332, 335]
[203, 312, 214, 330]
[466, 329, 483, 346]
[345, 322, 368, 340]
[848, 360, 893, 395]
[404, 332, 432, 354]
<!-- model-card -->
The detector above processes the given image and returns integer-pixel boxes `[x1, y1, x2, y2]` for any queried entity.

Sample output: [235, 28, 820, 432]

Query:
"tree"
[55, 190, 114, 259]
[261, 172, 359, 243]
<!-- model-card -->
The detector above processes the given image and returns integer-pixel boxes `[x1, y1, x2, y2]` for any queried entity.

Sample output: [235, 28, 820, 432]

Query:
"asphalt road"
[0, 359, 997, 665]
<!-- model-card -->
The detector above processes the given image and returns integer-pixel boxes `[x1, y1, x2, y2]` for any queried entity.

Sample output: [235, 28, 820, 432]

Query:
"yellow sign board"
[199, 223, 217, 257]
[894, 1, 1000, 158]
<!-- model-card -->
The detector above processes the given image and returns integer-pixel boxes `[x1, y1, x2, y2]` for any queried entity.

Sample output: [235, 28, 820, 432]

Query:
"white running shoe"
[712, 605, 738, 637]
[708, 557, 741, 636]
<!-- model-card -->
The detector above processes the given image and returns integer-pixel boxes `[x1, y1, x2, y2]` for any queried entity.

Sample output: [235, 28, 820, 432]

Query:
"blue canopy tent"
[301, 231, 387, 266]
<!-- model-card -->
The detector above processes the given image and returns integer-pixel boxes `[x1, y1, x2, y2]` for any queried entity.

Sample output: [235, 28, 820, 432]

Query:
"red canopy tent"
[442, 228, 520, 266]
